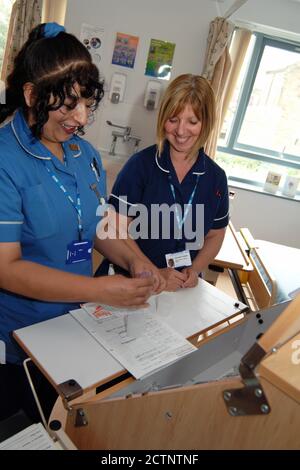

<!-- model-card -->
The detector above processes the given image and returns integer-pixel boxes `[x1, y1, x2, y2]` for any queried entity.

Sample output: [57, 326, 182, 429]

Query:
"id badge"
[66, 240, 93, 264]
[165, 250, 192, 268]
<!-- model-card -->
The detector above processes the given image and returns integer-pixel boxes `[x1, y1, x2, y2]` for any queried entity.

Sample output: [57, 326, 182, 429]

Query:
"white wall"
[65, 0, 300, 248]
[221, 0, 300, 37]
[229, 187, 300, 248]
[65, 0, 217, 155]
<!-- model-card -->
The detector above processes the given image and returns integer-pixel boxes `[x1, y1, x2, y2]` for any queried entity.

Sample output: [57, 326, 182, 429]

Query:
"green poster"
[145, 38, 176, 80]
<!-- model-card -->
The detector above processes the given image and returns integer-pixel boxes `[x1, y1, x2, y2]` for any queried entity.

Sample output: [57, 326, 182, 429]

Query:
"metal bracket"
[223, 342, 271, 416]
[57, 379, 83, 411]
[75, 408, 88, 427]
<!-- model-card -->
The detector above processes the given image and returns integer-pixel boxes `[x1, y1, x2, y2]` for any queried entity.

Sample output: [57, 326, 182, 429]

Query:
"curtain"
[202, 17, 235, 158]
[1, 0, 42, 82]
[221, 28, 252, 126]
[42, 0, 67, 24]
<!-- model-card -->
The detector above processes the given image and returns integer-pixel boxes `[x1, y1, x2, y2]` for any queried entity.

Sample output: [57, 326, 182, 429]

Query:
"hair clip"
[43, 22, 65, 39]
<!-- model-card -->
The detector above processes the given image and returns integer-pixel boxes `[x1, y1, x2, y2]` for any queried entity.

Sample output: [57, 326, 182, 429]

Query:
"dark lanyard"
[169, 175, 200, 231]
[45, 162, 84, 241]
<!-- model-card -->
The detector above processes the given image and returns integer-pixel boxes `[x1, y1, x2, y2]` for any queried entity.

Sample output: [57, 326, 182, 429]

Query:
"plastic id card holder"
[66, 240, 93, 264]
[165, 250, 192, 269]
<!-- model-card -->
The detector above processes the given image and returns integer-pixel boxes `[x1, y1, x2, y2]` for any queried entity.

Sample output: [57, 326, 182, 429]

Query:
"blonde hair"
[156, 74, 216, 157]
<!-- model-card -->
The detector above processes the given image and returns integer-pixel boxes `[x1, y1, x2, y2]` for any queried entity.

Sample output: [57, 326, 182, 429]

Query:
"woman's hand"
[97, 274, 155, 307]
[128, 257, 166, 294]
[181, 267, 199, 288]
[160, 268, 187, 291]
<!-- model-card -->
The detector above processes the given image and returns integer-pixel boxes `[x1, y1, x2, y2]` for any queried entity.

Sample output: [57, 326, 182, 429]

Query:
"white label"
[165, 250, 192, 268]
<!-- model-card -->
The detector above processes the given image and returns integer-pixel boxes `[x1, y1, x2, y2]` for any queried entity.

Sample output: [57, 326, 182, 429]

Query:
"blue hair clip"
[43, 22, 65, 38]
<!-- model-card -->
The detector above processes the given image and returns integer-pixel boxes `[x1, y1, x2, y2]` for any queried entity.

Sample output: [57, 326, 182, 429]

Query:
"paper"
[71, 301, 196, 379]
[0, 423, 56, 450]
[156, 279, 247, 339]
[145, 38, 175, 80]
[80, 23, 105, 68]
[112, 32, 139, 69]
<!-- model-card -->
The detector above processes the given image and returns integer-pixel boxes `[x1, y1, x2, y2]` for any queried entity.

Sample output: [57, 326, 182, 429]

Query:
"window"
[0, 0, 14, 73]
[216, 32, 300, 196]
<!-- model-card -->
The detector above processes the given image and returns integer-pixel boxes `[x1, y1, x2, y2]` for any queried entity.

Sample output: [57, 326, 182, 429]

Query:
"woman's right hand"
[96, 274, 155, 307]
[159, 268, 187, 291]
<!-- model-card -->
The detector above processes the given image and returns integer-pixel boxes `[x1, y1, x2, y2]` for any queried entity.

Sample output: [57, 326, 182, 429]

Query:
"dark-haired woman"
[0, 23, 160, 423]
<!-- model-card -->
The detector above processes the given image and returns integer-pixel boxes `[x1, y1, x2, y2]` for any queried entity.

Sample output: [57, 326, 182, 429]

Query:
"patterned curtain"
[202, 17, 235, 159]
[1, 0, 42, 82]
[42, 0, 67, 24]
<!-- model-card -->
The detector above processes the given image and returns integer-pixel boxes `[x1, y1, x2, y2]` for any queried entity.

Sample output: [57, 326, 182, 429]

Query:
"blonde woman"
[98, 74, 229, 291]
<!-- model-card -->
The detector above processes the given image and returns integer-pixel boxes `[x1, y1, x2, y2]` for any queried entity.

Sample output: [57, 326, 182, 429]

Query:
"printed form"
[71, 302, 196, 379]
[0, 423, 57, 450]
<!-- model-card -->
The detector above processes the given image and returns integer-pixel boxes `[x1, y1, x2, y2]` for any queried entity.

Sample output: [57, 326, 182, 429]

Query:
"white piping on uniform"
[11, 121, 51, 160]
[155, 153, 206, 176]
[70, 145, 82, 158]
[214, 211, 229, 221]
[155, 154, 170, 173]
[110, 193, 139, 207]
[0, 221, 23, 224]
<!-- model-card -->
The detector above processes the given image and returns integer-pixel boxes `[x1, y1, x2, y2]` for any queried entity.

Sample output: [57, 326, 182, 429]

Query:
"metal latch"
[57, 379, 83, 411]
[75, 408, 88, 427]
[223, 342, 271, 416]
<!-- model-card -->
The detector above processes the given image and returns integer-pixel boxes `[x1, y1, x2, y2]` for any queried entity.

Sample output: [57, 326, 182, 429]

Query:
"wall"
[65, 0, 300, 248]
[221, 0, 300, 37]
[229, 186, 300, 248]
[65, 0, 217, 155]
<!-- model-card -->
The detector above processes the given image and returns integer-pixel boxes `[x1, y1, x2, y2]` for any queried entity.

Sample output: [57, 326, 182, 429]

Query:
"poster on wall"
[80, 23, 105, 70]
[111, 32, 139, 69]
[145, 38, 176, 80]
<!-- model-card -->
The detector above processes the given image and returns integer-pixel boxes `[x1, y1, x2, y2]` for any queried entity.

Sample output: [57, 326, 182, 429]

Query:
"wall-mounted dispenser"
[144, 80, 162, 110]
[109, 72, 127, 104]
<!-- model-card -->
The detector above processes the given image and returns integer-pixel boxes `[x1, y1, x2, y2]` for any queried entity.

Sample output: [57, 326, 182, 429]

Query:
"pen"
[93, 158, 101, 179]
[90, 162, 100, 181]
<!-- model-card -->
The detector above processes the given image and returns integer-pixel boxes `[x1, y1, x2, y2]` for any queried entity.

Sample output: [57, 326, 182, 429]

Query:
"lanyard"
[45, 162, 84, 241]
[169, 175, 200, 230]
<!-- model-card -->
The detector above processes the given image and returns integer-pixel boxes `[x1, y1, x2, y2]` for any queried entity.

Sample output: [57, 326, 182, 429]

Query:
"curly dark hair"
[0, 23, 104, 137]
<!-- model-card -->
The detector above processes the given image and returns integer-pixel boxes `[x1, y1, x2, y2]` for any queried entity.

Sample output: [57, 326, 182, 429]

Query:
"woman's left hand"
[128, 257, 166, 294]
[181, 267, 199, 288]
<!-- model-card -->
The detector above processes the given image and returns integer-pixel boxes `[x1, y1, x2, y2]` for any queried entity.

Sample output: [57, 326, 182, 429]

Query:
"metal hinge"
[223, 342, 271, 416]
[57, 379, 83, 412]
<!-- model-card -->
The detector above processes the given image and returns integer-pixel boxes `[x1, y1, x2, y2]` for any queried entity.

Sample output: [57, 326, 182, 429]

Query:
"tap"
[107, 120, 141, 155]
[106, 120, 131, 137]
[128, 135, 141, 153]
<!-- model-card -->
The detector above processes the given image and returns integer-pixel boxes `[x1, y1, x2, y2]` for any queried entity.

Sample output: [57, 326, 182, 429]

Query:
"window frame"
[217, 32, 300, 187]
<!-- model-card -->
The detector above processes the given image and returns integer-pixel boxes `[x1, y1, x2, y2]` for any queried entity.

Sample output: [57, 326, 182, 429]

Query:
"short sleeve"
[212, 170, 229, 229]
[109, 154, 146, 216]
[0, 168, 23, 242]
